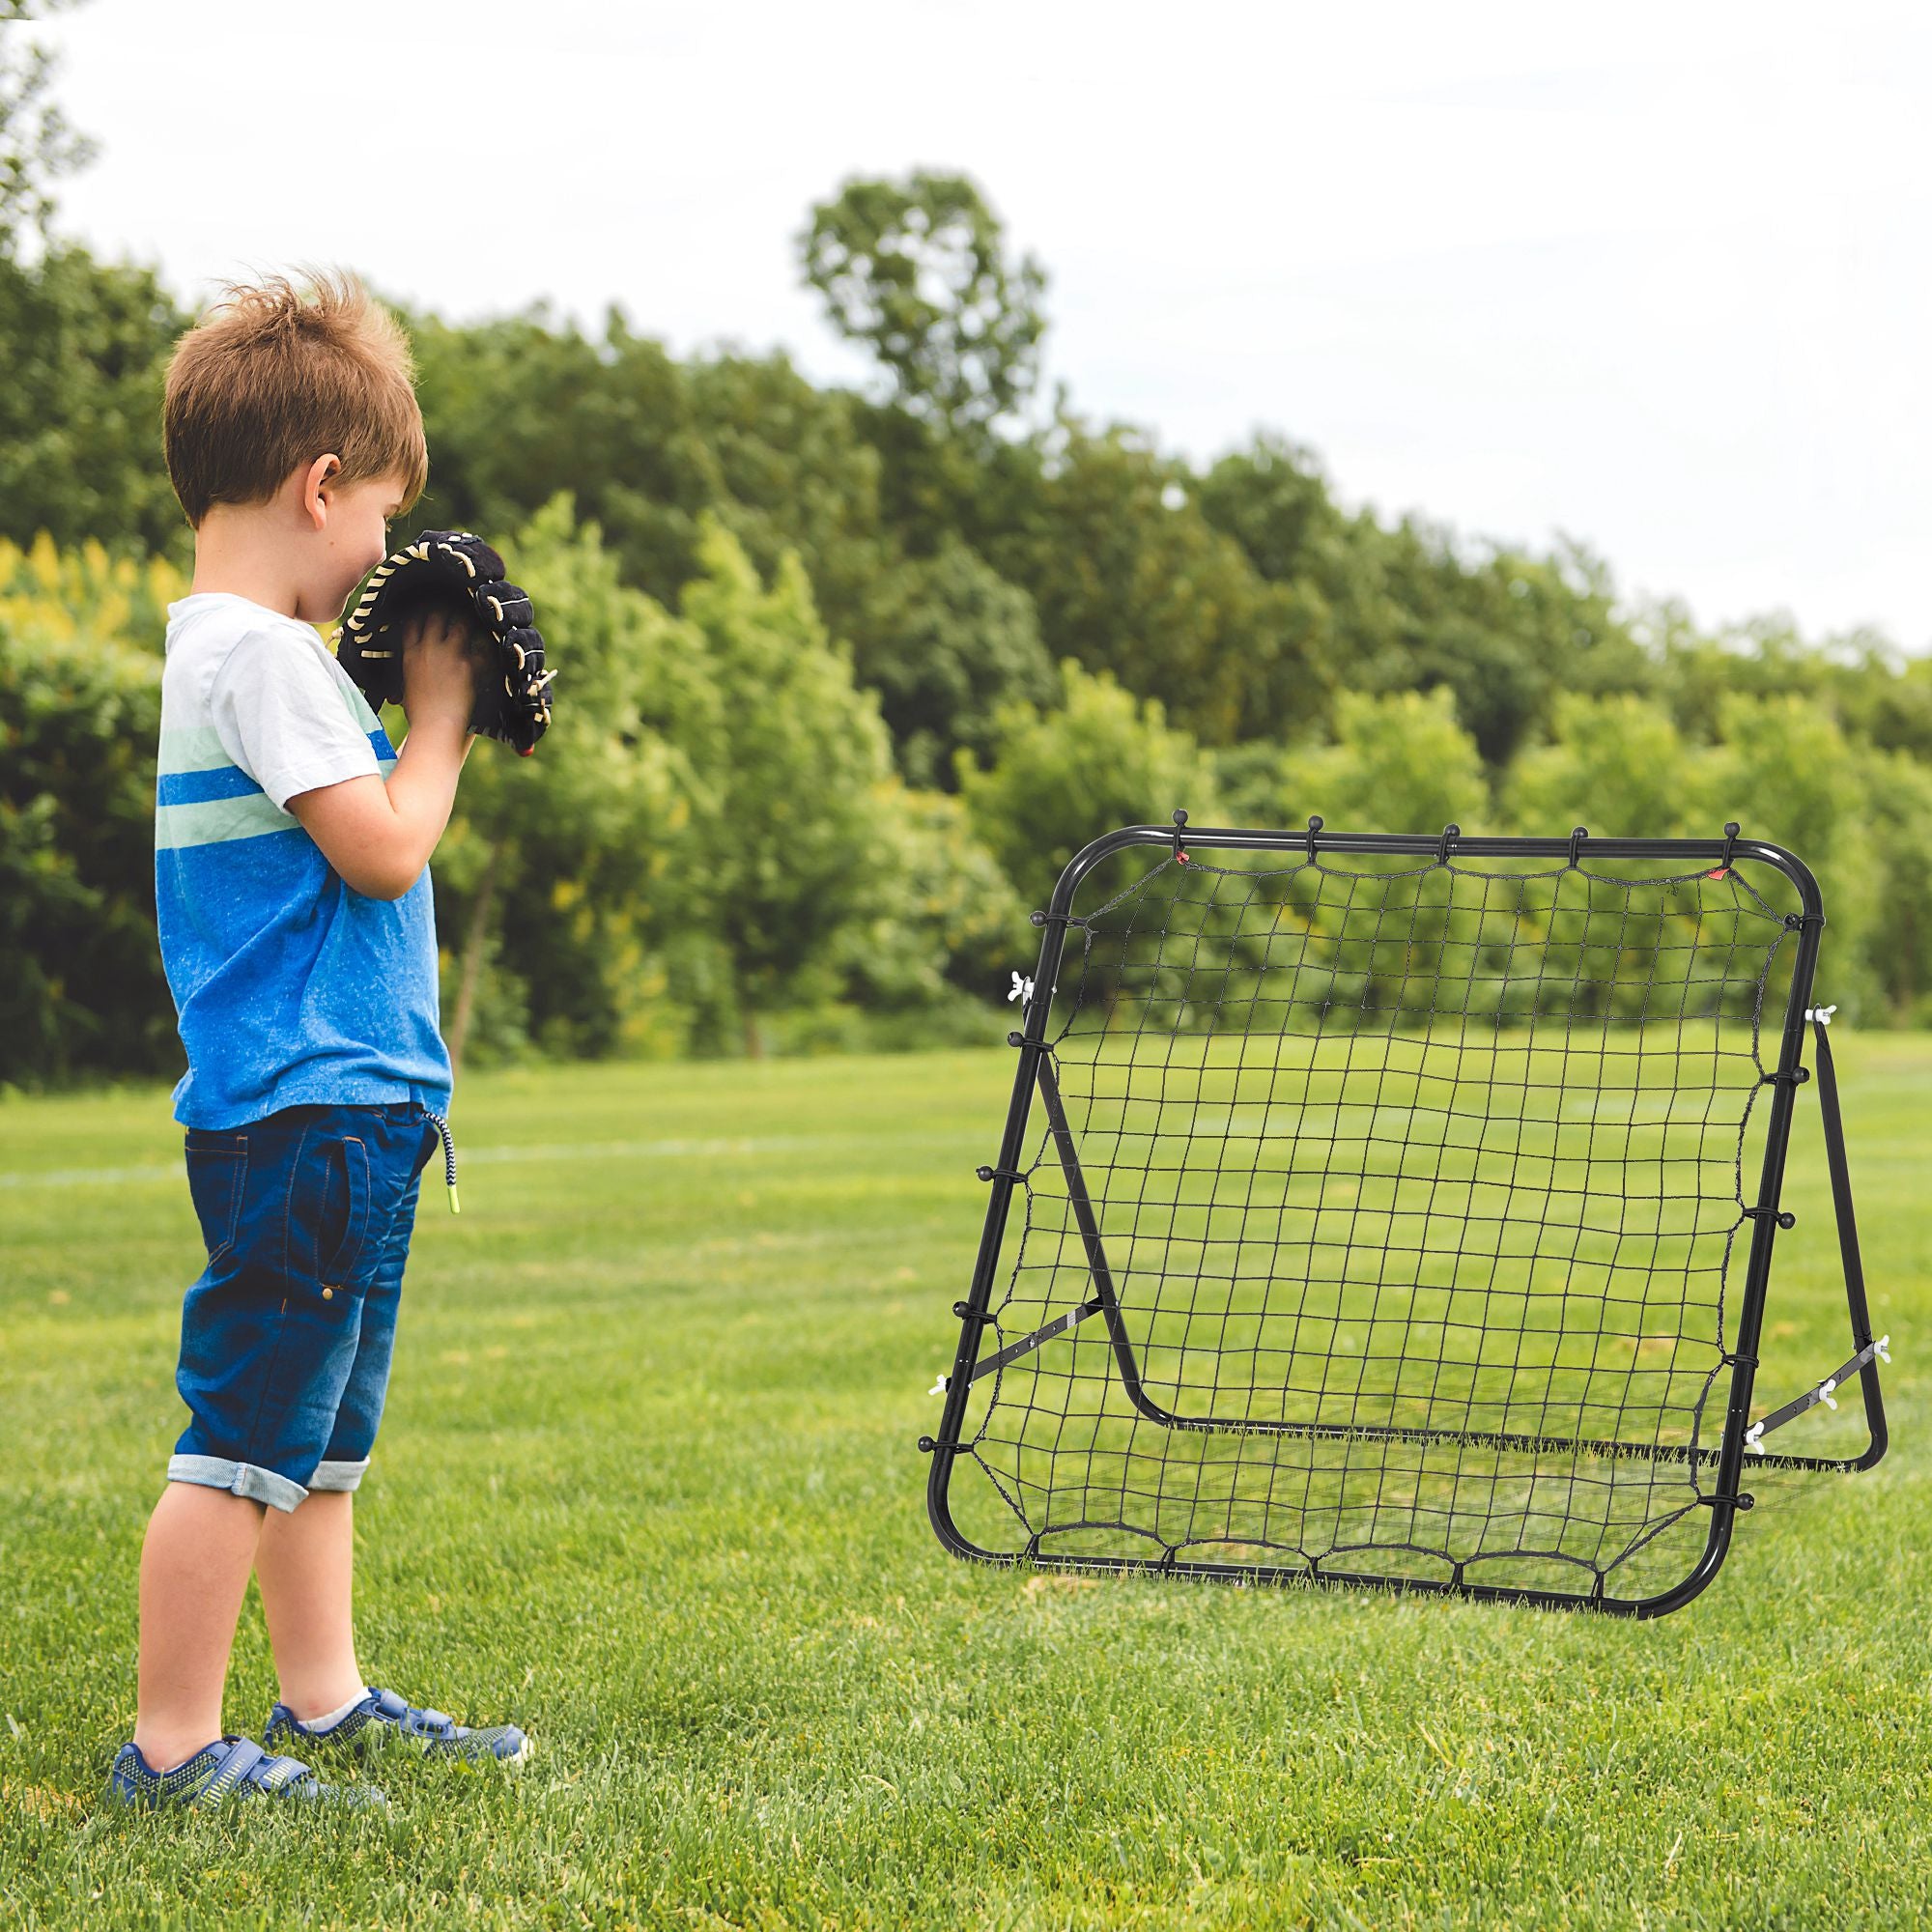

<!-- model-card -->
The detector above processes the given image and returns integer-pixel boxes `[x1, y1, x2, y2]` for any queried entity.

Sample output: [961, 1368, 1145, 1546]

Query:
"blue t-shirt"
[155, 591, 453, 1128]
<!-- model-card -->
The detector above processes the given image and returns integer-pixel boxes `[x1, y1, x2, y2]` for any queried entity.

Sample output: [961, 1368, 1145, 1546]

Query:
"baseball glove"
[334, 531, 554, 756]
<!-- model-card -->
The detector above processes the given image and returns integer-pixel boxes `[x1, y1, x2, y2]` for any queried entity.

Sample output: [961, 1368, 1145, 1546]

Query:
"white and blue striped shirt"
[156, 592, 452, 1127]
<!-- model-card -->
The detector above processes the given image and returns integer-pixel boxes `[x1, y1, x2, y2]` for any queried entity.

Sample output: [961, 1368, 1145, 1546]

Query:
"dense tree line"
[3, 43, 1929, 1084]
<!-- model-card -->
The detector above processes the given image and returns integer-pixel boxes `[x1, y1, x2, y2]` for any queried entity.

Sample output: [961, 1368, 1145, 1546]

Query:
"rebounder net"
[926, 824, 1887, 1615]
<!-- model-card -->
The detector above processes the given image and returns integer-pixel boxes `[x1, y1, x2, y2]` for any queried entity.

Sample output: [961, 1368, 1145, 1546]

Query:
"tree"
[674, 517, 903, 1051]
[408, 302, 719, 601]
[851, 535, 1057, 788]
[0, 534, 182, 1086]
[0, 15, 187, 565]
[412, 311, 944, 758]
[981, 425, 1334, 746]
[0, 0, 95, 261]
[1862, 751, 1932, 1022]
[1195, 432, 1339, 585]
[1502, 695, 1707, 840]
[959, 661, 1213, 913]
[833, 781, 1028, 1020]
[681, 347, 894, 654]
[1706, 693, 1882, 1020]
[429, 497, 716, 1072]
[1200, 438, 1655, 765]
[0, 244, 188, 557]
[1289, 689, 1491, 837]
[798, 171, 1048, 439]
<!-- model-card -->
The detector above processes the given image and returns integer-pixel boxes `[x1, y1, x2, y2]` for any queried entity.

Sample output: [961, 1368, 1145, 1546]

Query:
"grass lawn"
[1, 1037, 1927, 1929]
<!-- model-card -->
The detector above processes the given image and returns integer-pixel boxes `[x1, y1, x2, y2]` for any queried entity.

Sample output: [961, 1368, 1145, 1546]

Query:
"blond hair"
[162, 269, 428, 528]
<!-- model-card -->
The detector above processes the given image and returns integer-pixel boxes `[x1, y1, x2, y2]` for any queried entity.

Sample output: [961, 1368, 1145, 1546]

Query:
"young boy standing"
[111, 271, 527, 1807]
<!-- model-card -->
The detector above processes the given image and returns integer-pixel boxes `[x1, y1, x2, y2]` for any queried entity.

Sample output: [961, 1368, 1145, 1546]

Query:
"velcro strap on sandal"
[204, 1736, 267, 1799]
[253, 1749, 313, 1792]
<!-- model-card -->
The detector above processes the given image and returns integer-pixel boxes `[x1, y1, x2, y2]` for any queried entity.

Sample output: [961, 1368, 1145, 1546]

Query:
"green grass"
[0, 1039, 1927, 1930]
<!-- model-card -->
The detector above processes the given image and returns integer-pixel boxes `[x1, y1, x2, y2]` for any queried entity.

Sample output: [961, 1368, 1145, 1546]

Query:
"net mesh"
[948, 842, 1805, 1603]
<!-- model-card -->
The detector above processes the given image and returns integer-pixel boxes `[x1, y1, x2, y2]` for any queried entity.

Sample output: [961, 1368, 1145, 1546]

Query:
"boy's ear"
[301, 452, 344, 531]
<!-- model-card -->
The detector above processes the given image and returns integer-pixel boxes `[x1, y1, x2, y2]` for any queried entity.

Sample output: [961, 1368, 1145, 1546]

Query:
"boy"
[110, 270, 528, 1807]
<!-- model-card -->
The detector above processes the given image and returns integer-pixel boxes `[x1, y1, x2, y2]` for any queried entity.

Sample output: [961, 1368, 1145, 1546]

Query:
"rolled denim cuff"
[167, 1453, 307, 1514]
[308, 1458, 370, 1492]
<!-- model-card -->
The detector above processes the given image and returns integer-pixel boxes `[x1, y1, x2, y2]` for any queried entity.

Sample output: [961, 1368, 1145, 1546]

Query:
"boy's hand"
[400, 610, 477, 732]
[294, 612, 478, 897]
[334, 529, 553, 756]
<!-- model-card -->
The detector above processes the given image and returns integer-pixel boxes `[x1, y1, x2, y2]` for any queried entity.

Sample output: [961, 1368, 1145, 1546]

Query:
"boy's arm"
[289, 612, 477, 901]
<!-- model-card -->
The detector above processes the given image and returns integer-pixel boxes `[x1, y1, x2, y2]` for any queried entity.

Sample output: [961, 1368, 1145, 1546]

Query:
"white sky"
[33, 0, 1932, 649]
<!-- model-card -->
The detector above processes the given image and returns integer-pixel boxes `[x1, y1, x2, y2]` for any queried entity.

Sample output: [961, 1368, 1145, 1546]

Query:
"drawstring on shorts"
[424, 1110, 460, 1214]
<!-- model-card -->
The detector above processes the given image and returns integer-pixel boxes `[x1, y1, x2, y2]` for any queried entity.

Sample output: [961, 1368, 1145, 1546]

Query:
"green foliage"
[799, 170, 1048, 438]
[0, 577, 174, 1085]
[1343, 530, 1651, 766]
[676, 519, 902, 1046]
[408, 307, 923, 753]
[431, 495, 715, 1067]
[0, 2, 96, 258]
[0, 244, 188, 558]
[1195, 431, 1336, 584]
[1199, 439, 1651, 763]
[852, 534, 1057, 787]
[681, 349, 890, 634]
[3, 141, 1932, 1066]
[406, 303, 717, 601]
[0, 514, 1026, 1085]
[982, 427, 1335, 747]
[411, 309, 900, 656]
[1854, 651, 1932, 764]
[959, 661, 1213, 912]
[0, 527, 180, 648]
[1182, 693, 1494, 1045]
[1863, 752, 1932, 1022]
[1706, 694, 1883, 1020]
[436, 505, 1020, 1063]
[1288, 689, 1492, 836]
[1501, 691, 1889, 1020]
[1181, 694, 1498, 1045]
[834, 780, 1029, 1018]
[1504, 694, 1700, 839]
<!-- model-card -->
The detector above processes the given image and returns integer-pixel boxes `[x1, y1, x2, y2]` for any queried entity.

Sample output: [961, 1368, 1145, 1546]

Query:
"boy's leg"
[257, 1109, 430, 1720]
[256, 1112, 529, 1767]
[133, 1483, 263, 1769]
[255, 1492, 364, 1719]
[152, 1107, 393, 1756]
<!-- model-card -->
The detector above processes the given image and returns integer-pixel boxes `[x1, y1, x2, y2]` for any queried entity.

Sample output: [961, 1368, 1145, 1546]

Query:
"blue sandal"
[266, 1687, 529, 1765]
[107, 1734, 384, 1807]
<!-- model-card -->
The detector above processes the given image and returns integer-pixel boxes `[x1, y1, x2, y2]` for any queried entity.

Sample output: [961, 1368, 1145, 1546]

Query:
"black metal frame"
[924, 824, 1889, 1618]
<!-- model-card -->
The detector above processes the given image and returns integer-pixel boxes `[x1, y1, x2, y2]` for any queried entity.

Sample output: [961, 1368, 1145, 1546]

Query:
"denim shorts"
[169, 1102, 441, 1512]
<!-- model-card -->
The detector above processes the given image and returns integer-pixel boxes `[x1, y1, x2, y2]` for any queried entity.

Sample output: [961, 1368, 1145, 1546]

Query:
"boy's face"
[299, 464, 409, 626]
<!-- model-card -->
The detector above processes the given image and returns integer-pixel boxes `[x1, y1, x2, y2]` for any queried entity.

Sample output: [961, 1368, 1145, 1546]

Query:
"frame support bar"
[1746, 1336, 1890, 1454]
[952, 1297, 1107, 1388]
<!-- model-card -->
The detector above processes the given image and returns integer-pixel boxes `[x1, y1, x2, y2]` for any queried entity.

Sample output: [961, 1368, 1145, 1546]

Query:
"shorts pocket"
[183, 1132, 247, 1267]
[288, 1129, 375, 1303]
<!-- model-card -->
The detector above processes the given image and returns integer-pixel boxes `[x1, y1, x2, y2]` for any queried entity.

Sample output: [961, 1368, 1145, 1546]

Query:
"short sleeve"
[209, 628, 381, 811]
